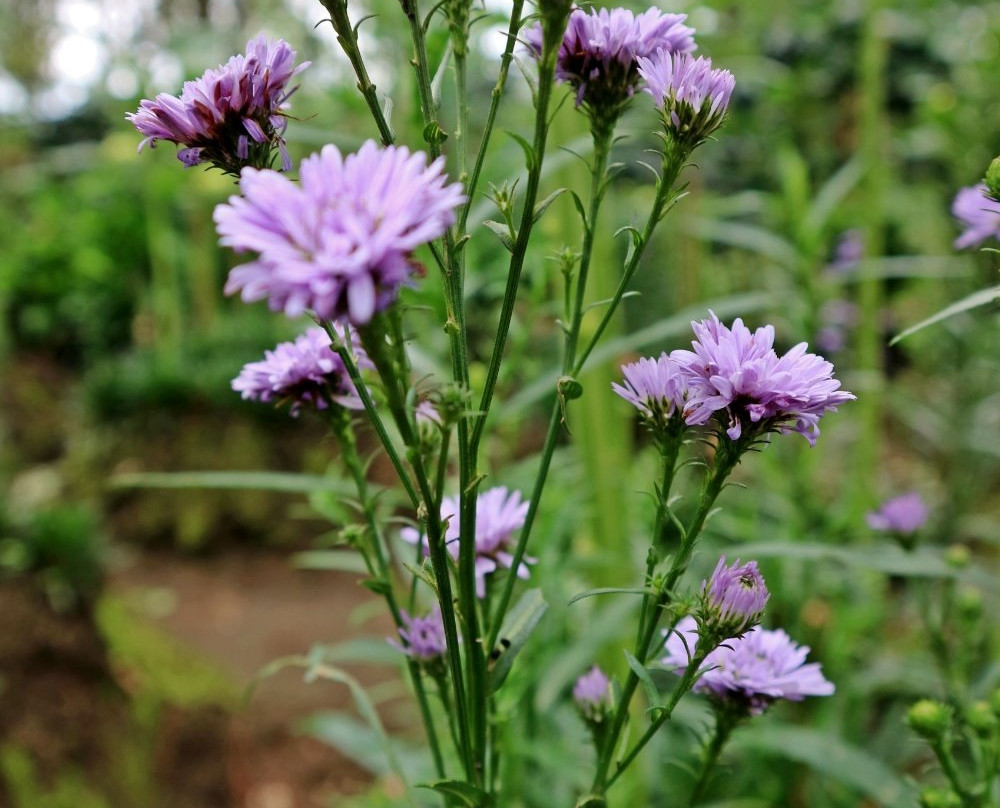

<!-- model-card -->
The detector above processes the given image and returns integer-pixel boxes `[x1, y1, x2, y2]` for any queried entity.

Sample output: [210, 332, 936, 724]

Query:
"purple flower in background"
[952, 184, 1000, 250]
[526, 7, 695, 119]
[866, 492, 929, 535]
[700, 557, 769, 638]
[637, 50, 734, 147]
[671, 311, 855, 446]
[395, 608, 447, 661]
[232, 325, 369, 415]
[415, 400, 443, 429]
[215, 141, 465, 325]
[573, 666, 613, 720]
[127, 35, 308, 173]
[825, 229, 864, 274]
[612, 353, 687, 425]
[663, 616, 834, 716]
[401, 486, 533, 598]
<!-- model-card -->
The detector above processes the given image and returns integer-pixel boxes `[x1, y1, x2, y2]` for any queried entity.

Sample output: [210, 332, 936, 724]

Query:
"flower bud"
[966, 701, 997, 736]
[697, 558, 769, 643]
[945, 544, 971, 569]
[907, 699, 951, 740]
[985, 156, 1000, 203]
[573, 666, 613, 723]
[919, 788, 962, 808]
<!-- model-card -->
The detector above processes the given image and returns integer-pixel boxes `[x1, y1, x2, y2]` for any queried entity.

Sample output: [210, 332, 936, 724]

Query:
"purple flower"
[663, 616, 834, 716]
[825, 229, 864, 274]
[700, 557, 769, 638]
[670, 311, 855, 447]
[127, 35, 308, 174]
[612, 353, 687, 426]
[215, 141, 465, 326]
[866, 492, 929, 535]
[573, 666, 612, 720]
[232, 325, 369, 415]
[637, 50, 734, 147]
[526, 7, 695, 118]
[952, 184, 1000, 250]
[415, 400, 443, 429]
[395, 608, 447, 661]
[401, 486, 533, 598]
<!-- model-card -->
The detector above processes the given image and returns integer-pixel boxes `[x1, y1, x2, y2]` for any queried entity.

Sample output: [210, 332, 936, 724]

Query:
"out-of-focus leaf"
[567, 587, 653, 606]
[419, 780, 495, 808]
[624, 649, 662, 709]
[292, 549, 370, 574]
[109, 470, 351, 494]
[890, 284, 1000, 344]
[301, 711, 428, 782]
[490, 588, 548, 693]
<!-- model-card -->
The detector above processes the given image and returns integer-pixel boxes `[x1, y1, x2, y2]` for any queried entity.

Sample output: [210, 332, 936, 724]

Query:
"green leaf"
[567, 587, 653, 606]
[483, 219, 515, 252]
[419, 780, 496, 808]
[109, 470, 350, 494]
[489, 588, 548, 693]
[890, 284, 1000, 344]
[532, 187, 567, 224]
[291, 550, 369, 574]
[506, 130, 536, 171]
[302, 711, 427, 783]
[623, 649, 662, 709]
[729, 725, 916, 808]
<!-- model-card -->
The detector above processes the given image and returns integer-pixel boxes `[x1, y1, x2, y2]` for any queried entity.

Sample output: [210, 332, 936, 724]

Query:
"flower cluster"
[573, 666, 613, 721]
[612, 352, 687, 432]
[866, 492, 929, 536]
[127, 35, 308, 174]
[698, 557, 769, 641]
[526, 6, 695, 125]
[401, 486, 532, 597]
[395, 608, 447, 662]
[663, 616, 834, 716]
[232, 325, 369, 415]
[670, 311, 854, 446]
[215, 141, 465, 326]
[637, 51, 734, 149]
[951, 184, 1000, 250]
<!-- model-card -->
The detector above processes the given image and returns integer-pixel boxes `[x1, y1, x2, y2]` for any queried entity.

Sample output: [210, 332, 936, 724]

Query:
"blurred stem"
[852, 0, 887, 513]
[929, 735, 979, 806]
[687, 713, 736, 806]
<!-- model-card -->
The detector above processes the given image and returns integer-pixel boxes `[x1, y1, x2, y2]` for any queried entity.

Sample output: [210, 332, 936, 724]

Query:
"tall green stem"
[687, 714, 736, 807]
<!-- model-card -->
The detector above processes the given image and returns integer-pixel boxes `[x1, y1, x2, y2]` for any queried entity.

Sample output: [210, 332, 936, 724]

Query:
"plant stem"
[687, 714, 736, 807]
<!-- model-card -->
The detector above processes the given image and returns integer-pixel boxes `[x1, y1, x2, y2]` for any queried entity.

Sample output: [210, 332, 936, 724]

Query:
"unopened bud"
[966, 701, 997, 736]
[945, 544, 971, 569]
[985, 156, 1000, 203]
[919, 787, 962, 808]
[907, 699, 951, 739]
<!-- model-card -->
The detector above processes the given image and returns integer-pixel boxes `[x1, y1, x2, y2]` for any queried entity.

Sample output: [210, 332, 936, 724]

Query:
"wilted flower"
[573, 666, 613, 721]
[215, 141, 465, 326]
[637, 50, 733, 149]
[612, 353, 687, 429]
[866, 492, 929, 535]
[526, 7, 695, 126]
[127, 35, 308, 174]
[671, 311, 855, 447]
[663, 616, 834, 716]
[401, 487, 533, 597]
[952, 184, 1000, 250]
[699, 557, 768, 640]
[394, 608, 448, 662]
[232, 325, 369, 415]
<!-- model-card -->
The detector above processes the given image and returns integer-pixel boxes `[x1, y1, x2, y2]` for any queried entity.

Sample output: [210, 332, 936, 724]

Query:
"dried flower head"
[637, 50, 733, 149]
[671, 311, 855, 447]
[573, 666, 613, 721]
[952, 184, 1000, 250]
[232, 325, 369, 415]
[663, 616, 834, 716]
[127, 35, 308, 174]
[215, 141, 465, 325]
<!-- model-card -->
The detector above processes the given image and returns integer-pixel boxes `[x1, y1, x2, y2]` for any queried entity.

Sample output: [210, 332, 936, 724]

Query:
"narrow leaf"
[419, 780, 496, 808]
[568, 587, 653, 606]
[890, 284, 1000, 344]
[624, 649, 662, 709]
[291, 550, 369, 574]
[109, 470, 349, 494]
[483, 219, 515, 252]
[489, 588, 548, 693]
[532, 187, 567, 224]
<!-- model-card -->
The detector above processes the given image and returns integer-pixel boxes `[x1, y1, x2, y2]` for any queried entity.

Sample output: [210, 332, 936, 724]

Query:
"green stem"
[687, 714, 736, 807]
[930, 736, 979, 806]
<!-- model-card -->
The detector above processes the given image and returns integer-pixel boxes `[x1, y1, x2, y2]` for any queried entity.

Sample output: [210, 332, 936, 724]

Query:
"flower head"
[663, 616, 834, 716]
[127, 35, 308, 174]
[573, 666, 613, 721]
[526, 7, 695, 124]
[866, 492, 929, 535]
[952, 184, 1000, 250]
[670, 311, 855, 446]
[401, 486, 533, 598]
[699, 557, 769, 640]
[232, 325, 369, 415]
[215, 141, 465, 325]
[637, 50, 733, 148]
[612, 353, 687, 428]
[395, 608, 447, 662]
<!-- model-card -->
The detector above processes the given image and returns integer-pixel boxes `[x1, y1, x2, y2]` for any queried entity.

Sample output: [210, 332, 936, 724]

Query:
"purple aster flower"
[394, 608, 447, 662]
[415, 400, 443, 429]
[866, 492, 929, 535]
[663, 616, 834, 716]
[232, 325, 369, 415]
[127, 35, 308, 174]
[952, 184, 1000, 250]
[637, 50, 734, 148]
[215, 141, 465, 326]
[699, 557, 769, 639]
[611, 352, 687, 426]
[401, 486, 534, 598]
[825, 229, 864, 275]
[573, 666, 613, 721]
[670, 311, 855, 447]
[526, 7, 695, 123]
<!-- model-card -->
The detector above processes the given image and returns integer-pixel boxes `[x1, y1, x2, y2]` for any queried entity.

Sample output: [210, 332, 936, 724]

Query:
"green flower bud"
[907, 699, 952, 739]
[945, 544, 971, 569]
[985, 156, 1000, 203]
[919, 787, 962, 808]
[966, 701, 997, 736]
[956, 586, 983, 620]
